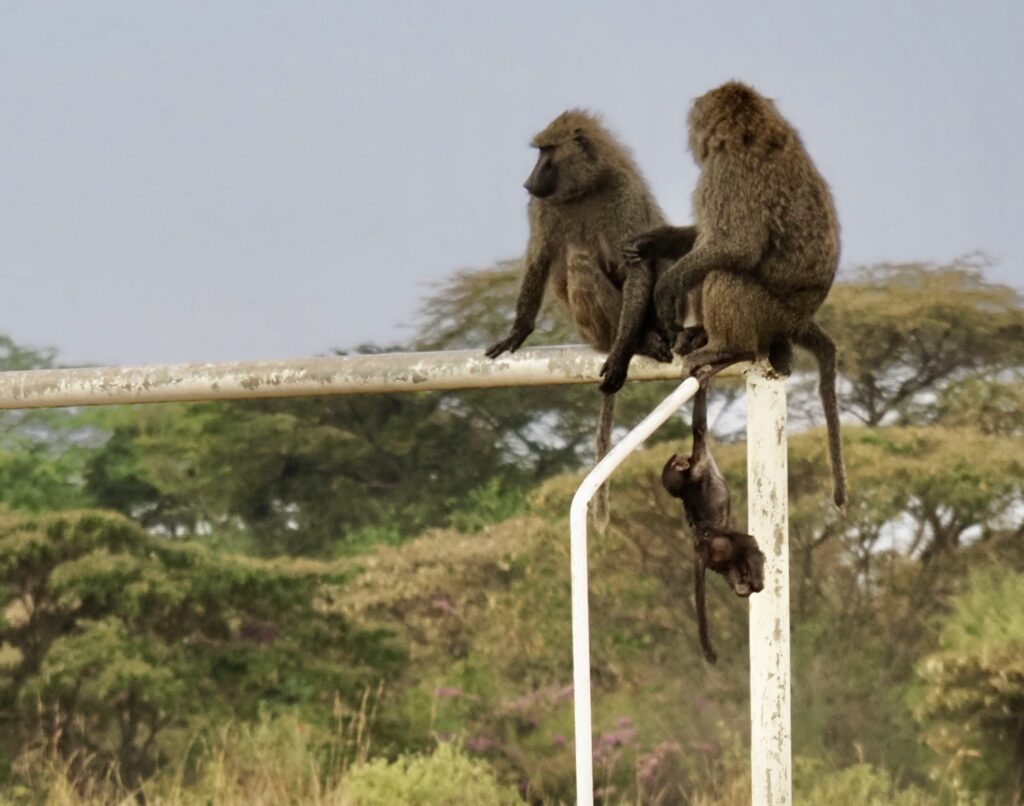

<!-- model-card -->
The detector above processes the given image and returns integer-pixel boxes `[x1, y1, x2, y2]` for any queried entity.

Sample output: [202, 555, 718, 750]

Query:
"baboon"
[628, 81, 847, 507]
[661, 385, 764, 664]
[485, 110, 683, 528]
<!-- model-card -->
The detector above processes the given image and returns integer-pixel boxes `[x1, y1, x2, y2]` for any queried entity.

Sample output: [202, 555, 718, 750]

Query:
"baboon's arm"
[485, 253, 552, 358]
[625, 225, 698, 264]
[653, 242, 761, 334]
[599, 259, 657, 394]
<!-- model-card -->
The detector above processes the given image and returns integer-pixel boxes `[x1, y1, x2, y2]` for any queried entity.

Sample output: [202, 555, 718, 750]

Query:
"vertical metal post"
[568, 377, 700, 806]
[745, 370, 792, 805]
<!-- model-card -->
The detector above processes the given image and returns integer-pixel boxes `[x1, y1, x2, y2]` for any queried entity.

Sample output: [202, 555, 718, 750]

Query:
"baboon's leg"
[623, 225, 699, 265]
[654, 244, 756, 334]
[680, 346, 757, 381]
[600, 258, 670, 395]
[768, 338, 794, 377]
[565, 248, 621, 352]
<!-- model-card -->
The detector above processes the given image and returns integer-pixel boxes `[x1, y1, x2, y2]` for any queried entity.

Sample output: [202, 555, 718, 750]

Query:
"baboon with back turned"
[485, 110, 689, 528]
[628, 81, 847, 507]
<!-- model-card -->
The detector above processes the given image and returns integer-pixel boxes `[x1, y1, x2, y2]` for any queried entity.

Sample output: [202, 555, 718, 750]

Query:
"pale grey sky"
[2, 1, 1022, 365]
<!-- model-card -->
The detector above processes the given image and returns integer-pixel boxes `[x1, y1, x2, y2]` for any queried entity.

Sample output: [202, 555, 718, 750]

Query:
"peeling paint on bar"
[0, 346, 741, 410]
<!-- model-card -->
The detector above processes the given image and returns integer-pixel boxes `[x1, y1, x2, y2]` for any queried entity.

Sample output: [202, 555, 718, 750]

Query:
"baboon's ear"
[574, 129, 597, 159]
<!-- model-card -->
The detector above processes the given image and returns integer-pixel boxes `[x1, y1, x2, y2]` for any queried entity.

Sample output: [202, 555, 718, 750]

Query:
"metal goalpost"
[0, 345, 791, 806]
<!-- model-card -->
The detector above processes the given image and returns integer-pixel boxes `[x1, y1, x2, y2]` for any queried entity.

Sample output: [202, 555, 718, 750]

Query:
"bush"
[340, 743, 519, 805]
[794, 758, 932, 805]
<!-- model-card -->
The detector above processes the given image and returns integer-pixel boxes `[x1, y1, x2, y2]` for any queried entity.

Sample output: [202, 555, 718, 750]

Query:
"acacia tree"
[816, 258, 1024, 426]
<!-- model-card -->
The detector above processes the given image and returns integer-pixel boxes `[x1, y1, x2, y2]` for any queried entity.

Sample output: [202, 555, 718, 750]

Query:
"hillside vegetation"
[1, 258, 1022, 804]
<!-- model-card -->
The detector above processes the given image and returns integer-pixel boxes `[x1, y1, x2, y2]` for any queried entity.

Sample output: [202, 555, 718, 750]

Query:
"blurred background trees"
[0, 256, 1021, 803]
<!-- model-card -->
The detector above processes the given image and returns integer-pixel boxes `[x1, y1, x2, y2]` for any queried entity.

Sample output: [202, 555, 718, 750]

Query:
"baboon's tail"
[794, 321, 847, 508]
[695, 553, 717, 664]
[591, 393, 616, 533]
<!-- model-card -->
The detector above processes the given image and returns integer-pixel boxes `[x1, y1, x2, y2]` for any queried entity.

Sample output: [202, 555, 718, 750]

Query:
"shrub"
[340, 742, 519, 805]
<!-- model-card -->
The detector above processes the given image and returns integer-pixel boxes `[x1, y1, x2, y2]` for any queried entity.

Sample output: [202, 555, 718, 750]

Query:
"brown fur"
[485, 110, 683, 529]
[661, 386, 764, 664]
[635, 82, 847, 507]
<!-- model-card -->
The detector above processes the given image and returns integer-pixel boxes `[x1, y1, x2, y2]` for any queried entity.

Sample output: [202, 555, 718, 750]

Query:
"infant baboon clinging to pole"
[485, 110, 687, 529]
[662, 385, 764, 664]
[628, 81, 847, 507]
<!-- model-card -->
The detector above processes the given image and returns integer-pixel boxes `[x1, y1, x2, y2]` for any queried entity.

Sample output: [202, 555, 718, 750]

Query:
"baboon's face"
[524, 136, 600, 202]
[524, 146, 558, 198]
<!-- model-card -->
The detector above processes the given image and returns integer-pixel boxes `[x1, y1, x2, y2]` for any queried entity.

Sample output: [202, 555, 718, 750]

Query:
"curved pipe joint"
[568, 377, 700, 806]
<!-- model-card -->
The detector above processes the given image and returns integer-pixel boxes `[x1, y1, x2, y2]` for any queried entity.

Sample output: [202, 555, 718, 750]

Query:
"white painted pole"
[745, 370, 792, 806]
[0, 346, 698, 410]
[568, 377, 701, 806]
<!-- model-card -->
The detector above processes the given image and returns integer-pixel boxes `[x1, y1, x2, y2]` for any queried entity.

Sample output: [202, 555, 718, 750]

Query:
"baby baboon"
[662, 386, 764, 664]
[485, 110, 681, 528]
[630, 81, 847, 507]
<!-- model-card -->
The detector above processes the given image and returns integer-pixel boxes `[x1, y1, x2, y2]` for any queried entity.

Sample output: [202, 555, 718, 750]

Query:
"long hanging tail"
[794, 321, 847, 507]
[695, 552, 717, 664]
[591, 393, 616, 533]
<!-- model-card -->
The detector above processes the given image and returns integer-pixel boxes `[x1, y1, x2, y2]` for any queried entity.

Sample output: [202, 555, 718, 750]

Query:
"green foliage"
[0, 259, 1023, 802]
[934, 376, 1024, 436]
[194, 386, 525, 555]
[340, 742, 520, 806]
[0, 447, 93, 512]
[819, 258, 1024, 426]
[0, 511, 403, 785]
[83, 404, 210, 534]
[79, 352, 552, 556]
[0, 336, 99, 514]
[914, 567, 1024, 800]
[446, 477, 529, 534]
[794, 757, 932, 805]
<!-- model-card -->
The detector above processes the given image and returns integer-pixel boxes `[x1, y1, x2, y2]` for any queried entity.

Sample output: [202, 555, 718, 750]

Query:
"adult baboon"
[630, 81, 846, 507]
[662, 386, 764, 664]
[485, 110, 686, 528]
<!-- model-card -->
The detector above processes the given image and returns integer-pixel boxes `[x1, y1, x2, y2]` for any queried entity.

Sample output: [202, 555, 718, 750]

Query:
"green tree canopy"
[818, 258, 1024, 426]
[914, 567, 1024, 801]
[0, 511, 403, 784]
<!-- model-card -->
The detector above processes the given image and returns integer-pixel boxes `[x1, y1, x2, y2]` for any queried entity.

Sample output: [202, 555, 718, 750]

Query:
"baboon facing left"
[485, 110, 682, 529]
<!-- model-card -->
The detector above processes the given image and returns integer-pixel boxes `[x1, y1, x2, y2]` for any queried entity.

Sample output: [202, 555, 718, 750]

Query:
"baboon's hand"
[623, 233, 658, 265]
[599, 352, 629, 395]
[485, 325, 533, 359]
